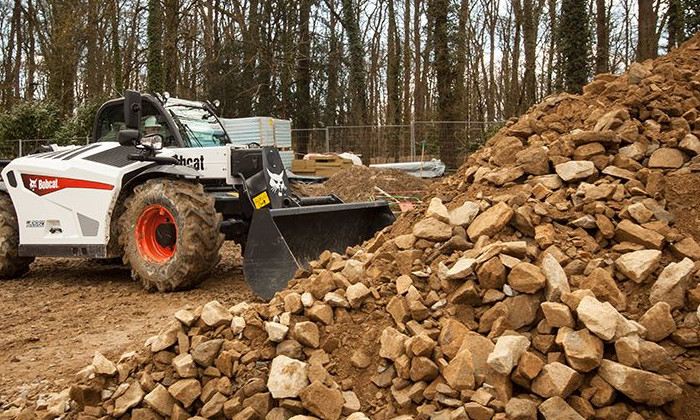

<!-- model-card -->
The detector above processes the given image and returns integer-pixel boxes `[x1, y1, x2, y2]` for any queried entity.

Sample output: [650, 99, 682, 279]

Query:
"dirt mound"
[293, 165, 432, 202]
[15, 34, 700, 420]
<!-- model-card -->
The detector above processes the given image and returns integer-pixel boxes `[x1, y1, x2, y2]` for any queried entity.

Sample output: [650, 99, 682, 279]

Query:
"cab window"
[95, 101, 177, 147]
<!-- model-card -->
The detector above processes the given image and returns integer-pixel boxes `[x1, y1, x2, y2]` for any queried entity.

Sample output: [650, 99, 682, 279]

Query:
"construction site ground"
[0, 243, 259, 406]
[0, 167, 435, 407]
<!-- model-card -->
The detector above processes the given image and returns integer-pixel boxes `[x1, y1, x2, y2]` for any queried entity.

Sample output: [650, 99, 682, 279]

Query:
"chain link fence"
[291, 121, 504, 168]
[0, 137, 91, 159]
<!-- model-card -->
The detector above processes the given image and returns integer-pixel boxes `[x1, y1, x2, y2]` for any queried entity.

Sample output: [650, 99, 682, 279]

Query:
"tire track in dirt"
[0, 243, 259, 405]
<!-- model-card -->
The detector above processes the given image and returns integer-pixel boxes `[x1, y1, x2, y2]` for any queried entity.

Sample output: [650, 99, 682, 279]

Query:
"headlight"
[139, 134, 163, 150]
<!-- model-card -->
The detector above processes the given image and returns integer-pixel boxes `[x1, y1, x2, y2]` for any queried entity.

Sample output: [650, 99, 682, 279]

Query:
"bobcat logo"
[267, 169, 287, 197]
[29, 179, 38, 190]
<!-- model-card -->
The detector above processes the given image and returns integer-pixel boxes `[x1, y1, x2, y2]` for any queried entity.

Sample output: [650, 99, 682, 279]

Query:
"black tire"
[0, 193, 34, 278]
[119, 179, 224, 292]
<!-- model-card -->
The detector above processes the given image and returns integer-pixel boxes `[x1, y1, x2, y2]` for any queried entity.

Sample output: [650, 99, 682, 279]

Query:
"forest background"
[0, 0, 698, 166]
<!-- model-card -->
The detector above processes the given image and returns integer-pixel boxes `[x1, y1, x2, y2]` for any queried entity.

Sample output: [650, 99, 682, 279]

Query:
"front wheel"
[119, 179, 224, 292]
[0, 193, 34, 278]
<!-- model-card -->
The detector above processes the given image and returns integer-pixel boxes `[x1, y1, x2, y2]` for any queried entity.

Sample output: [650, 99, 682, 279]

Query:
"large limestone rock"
[413, 217, 452, 241]
[192, 339, 223, 367]
[113, 381, 145, 417]
[614, 335, 674, 373]
[443, 257, 478, 281]
[561, 329, 604, 372]
[531, 362, 582, 399]
[299, 380, 345, 420]
[143, 384, 176, 417]
[426, 197, 450, 223]
[379, 327, 408, 361]
[614, 219, 665, 250]
[580, 268, 627, 310]
[538, 397, 585, 420]
[638, 302, 677, 341]
[467, 202, 514, 240]
[268, 355, 309, 399]
[508, 262, 546, 294]
[576, 296, 641, 341]
[168, 379, 201, 408]
[648, 148, 685, 169]
[554, 161, 597, 182]
[614, 249, 662, 283]
[442, 347, 475, 390]
[650, 258, 695, 310]
[449, 201, 480, 227]
[487, 335, 530, 375]
[92, 351, 117, 376]
[540, 254, 570, 302]
[458, 331, 496, 378]
[598, 360, 682, 406]
[200, 301, 233, 327]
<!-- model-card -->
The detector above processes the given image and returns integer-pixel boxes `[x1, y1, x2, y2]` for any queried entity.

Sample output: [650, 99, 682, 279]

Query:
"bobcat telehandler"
[0, 90, 395, 299]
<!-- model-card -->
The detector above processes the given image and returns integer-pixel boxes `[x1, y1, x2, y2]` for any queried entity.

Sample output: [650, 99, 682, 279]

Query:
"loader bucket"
[243, 201, 395, 299]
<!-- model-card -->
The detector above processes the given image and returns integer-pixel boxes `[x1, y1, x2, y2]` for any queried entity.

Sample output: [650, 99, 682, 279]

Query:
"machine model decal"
[26, 220, 45, 228]
[267, 169, 287, 196]
[173, 154, 205, 171]
[21, 174, 114, 196]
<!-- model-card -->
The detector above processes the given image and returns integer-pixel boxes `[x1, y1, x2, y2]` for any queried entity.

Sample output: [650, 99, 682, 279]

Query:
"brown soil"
[0, 243, 259, 405]
[666, 173, 700, 242]
[292, 165, 432, 202]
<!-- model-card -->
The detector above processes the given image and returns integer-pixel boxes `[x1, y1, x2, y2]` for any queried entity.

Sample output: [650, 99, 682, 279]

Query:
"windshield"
[167, 104, 229, 147]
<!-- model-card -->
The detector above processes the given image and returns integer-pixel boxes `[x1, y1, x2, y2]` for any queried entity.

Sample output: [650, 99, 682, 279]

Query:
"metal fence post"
[410, 121, 416, 161]
[325, 126, 330, 153]
[18, 139, 22, 157]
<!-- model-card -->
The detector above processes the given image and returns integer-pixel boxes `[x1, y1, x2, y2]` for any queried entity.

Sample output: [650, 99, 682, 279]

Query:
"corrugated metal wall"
[220, 117, 292, 148]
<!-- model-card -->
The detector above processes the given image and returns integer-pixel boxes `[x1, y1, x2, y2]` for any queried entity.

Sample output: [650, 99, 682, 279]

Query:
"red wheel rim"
[135, 204, 177, 263]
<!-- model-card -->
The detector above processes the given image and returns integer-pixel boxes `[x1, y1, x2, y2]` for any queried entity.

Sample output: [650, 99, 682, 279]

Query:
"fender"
[121, 164, 201, 191]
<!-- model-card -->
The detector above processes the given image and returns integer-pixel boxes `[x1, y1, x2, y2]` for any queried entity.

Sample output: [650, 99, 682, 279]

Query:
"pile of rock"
[20, 28, 700, 420]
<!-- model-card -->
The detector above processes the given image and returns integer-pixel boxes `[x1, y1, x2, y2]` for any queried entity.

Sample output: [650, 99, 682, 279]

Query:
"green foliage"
[559, 0, 590, 94]
[55, 101, 102, 142]
[686, 0, 700, 37]
[0, 101, 61, 157]
[0, 100, 102, 158]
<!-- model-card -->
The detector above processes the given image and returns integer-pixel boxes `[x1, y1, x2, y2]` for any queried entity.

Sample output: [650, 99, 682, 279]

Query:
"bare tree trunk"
[431, 0, 458, 169]
[485, 0, 497, 121]
[637, 0, 657, 60]
[454, 0, 468, 120]
[387, 0, 401, 160]
[402, 0, 411, 124]
[25, 0, 37, 100]
[546, 0, 557, 94]
[85, 0, 101, 99]
[667, 0, 684, 51]
[325, 0, 340, 127]
[522, 0, 537, 111]
[507, 0, 522, 118]
[163, 0, 179, 94]
[110, 0, 123, 94]
[240, 0, 260, 116]
[297, 0, 311, 133]
[413, 0, 423, 122]
[340, 0, 370, 162]
[594, 0, 609, 73]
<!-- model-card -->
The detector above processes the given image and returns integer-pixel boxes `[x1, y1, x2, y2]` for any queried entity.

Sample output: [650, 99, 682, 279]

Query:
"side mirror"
[138, 134, 164, 150]
[120, 90, 142, 146]
[124, 90, 142, 129]
[119, 129, 140, 146]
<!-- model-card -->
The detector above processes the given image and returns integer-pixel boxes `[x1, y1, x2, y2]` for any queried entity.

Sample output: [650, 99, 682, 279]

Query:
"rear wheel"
[0, 193, 34, 278]
[119, 179, 224, 292]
